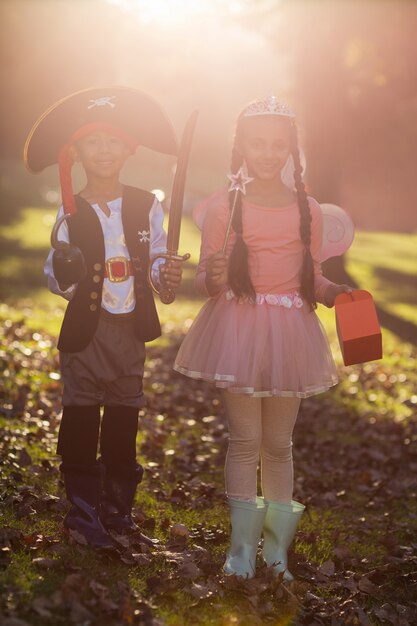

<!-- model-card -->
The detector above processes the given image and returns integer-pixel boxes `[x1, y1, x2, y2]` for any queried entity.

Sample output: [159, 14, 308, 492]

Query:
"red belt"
[104, 257, 134, 282]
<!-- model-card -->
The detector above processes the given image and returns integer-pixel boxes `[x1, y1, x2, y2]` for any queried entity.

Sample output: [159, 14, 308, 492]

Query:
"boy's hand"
[160, 259, 183, 289]
[323, 283, 353, 308]
[52, 246, 86, 286]
[205, 251, 228, 295]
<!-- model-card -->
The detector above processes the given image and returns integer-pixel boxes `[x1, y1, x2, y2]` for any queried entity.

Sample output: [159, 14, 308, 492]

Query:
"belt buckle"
[106, 256, 129, 283]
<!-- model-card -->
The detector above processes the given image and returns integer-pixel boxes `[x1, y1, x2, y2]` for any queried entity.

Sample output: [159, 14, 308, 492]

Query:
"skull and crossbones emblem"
[87, 96, 116, 109]
[138, 230, 150, 243]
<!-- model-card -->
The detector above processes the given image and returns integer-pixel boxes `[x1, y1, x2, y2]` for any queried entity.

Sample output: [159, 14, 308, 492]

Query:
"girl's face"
[237, 116, 292, 181]
[72, 131, 131, 179]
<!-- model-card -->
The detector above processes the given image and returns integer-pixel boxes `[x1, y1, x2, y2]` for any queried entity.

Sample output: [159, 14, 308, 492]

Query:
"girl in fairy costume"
[174, 96, 352, 579]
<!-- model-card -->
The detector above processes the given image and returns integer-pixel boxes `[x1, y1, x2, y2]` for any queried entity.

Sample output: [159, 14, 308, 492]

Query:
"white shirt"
[44, 196, 166, 314]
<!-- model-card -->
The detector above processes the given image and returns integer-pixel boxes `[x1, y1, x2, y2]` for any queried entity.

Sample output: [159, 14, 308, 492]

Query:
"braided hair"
[227, 113, 317, 310]
[290, 122, 317, 310]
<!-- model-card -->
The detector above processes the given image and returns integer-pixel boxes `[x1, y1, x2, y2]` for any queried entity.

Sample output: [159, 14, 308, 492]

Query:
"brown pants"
[60, 310, 146, 408]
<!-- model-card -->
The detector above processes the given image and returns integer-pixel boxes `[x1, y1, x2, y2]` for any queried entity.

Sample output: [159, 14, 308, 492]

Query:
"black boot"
[100, 462, 144, 534]
[61, 461, 117, 550]
[57, 405, 115, 550]
[100, 405, 158, 545]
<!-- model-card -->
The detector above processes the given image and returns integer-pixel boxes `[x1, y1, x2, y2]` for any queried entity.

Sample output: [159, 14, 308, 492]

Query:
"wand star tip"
[227, 166, 254, 195]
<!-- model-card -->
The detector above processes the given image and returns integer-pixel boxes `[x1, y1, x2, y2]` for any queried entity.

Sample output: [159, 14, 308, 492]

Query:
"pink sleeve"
[308, 197, 335, 305]
[195, 195, 229, 296]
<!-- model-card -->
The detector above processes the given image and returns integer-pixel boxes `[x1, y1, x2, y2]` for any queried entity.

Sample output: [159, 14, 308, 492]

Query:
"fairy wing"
[319, 203, 355, 262]
[192, 189, 228, 230]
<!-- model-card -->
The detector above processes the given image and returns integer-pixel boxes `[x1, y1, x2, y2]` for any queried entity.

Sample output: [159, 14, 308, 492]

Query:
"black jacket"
[57, 185, 161, 353]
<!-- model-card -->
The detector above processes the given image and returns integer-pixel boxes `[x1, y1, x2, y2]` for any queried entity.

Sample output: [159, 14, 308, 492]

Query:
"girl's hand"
[205, 251, 228, 295]
[323, 283, 353, 308]
[160, 259, 183, 289]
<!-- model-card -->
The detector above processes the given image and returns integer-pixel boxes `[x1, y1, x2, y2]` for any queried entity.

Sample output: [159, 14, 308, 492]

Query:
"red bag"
[335, 290, 383, 366]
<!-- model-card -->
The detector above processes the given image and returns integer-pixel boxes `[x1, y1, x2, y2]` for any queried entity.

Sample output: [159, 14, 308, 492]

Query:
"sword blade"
[166, 110, 199, 254]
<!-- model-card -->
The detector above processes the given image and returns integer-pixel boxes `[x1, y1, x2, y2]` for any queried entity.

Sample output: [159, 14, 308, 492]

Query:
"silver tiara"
[242, 95, 295, 118]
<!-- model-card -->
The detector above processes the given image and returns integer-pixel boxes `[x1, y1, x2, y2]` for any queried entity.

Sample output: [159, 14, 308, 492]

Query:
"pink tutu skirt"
[174, 290, 338, 398]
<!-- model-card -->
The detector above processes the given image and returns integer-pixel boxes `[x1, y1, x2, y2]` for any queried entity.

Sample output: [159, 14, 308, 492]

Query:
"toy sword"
[148, 110, 199, 304]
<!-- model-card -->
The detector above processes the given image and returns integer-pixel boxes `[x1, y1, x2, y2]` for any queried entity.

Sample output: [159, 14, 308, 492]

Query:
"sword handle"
[147, 252, 190, 304]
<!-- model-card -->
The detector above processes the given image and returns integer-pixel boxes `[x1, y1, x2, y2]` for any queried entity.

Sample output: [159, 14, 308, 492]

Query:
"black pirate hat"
[24, 85, 178, 173]
[24, 86, 178, 215]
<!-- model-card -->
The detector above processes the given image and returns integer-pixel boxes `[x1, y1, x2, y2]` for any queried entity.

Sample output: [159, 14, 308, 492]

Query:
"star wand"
[222, 166, 254, 253]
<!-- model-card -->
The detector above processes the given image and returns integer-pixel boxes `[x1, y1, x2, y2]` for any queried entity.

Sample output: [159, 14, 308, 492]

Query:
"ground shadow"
[323, 256, 417, 344]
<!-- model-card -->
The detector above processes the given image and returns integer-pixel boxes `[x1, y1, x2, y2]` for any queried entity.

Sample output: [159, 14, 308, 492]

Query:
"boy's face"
[237, 116, 292, 181]
[71, 131, 132, 179]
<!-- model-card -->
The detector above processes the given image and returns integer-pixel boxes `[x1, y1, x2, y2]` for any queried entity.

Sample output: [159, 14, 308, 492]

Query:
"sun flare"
[107, 0, 220, 25]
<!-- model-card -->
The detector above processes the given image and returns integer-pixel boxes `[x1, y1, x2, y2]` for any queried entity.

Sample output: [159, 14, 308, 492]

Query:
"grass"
[1, 205, 416, 625]
[0, 206, 205, 337]
[2, 206, 416, 342]
[0, 409, 228, 624]
[346, 231, 417, 326]
[1, 207, 416, 465]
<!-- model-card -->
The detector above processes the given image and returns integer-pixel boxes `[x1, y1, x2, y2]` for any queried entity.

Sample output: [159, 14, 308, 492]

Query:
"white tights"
[222, 391, 301, 504]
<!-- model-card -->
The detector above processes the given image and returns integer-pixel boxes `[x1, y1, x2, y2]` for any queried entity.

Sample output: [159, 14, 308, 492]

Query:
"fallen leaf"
[17, 448, 32, 467]
[186, 582, 214, 600]
[177, 560, 203, 579]
[32, 557, 59, 569]
[358, 576, 380, 598]
[31, 597, 53, 618]
[67, 528, 88, 546]
[318, 559, 335, 577]
[69, 599, 94, 623]
[170, 523, 190, 539]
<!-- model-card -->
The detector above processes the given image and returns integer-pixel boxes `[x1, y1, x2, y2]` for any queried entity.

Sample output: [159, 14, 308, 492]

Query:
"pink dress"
[174, 191, 338, 397]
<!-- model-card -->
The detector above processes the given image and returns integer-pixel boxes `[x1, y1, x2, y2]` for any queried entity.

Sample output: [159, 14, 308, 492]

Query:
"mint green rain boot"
[223, 497, 266, 578]
[262, 500, 305, 582]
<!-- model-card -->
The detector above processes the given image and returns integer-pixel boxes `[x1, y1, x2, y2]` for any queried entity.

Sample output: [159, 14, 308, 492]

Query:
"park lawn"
[1, 206, 416, 625]
[2, 206, 416, 339]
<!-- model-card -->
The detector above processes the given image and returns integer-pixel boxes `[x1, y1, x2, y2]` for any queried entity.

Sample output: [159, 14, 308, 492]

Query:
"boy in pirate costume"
[24, 87, 183, 549]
